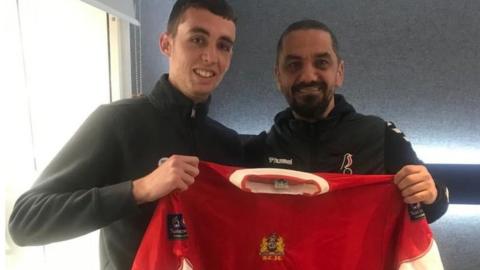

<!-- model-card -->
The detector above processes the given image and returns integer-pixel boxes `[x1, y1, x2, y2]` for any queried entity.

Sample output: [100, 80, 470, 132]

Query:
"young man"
[9, 1, 241, 269]
[245, 19, 448, 223]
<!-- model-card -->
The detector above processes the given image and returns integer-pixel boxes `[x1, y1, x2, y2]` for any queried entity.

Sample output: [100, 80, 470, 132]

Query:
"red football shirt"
[132, 162, 443, 270]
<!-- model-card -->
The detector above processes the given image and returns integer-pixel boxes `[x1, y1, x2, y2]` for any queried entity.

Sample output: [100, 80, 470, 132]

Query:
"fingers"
[395, 171, 425, 191]
[174, 176, 190, 192]
[400, 181, 429, 201]
[161, 155, 199, 191]
[393, 165, 421, 185]
[394, 165, 438, 205]
[403, 190, 433, 204]
[133, 155, 200, 204]
[177, 169, 196, 187]
[163, 155, 199, 177]
[183, 163, 200, 178]
[167, 155, 199, 167]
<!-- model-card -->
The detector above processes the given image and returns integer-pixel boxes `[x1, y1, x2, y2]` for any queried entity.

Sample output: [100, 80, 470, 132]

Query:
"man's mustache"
[291, 81, 327, 93]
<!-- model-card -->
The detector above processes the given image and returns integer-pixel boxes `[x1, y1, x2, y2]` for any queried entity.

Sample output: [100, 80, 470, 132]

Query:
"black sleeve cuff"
[422, 182, 449, 224]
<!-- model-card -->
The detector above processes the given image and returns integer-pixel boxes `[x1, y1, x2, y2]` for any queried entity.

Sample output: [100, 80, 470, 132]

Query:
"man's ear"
[159, 33, 172, 56]
[274, 64, 281, 91]
[335, 59, 345, 87]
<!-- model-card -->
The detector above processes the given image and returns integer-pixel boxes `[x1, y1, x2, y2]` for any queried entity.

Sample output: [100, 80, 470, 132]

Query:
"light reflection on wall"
[414, 145, 480, 164]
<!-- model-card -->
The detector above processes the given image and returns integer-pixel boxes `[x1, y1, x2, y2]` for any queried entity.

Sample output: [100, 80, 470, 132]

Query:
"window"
[3, 0, 133, 269]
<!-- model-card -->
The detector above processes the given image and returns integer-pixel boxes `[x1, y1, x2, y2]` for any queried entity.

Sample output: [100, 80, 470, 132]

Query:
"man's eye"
[191, 36, 205, 45]
[286, 62, 301, 71]
[218, 42, 232, 52]
[315, 59, 329, 68]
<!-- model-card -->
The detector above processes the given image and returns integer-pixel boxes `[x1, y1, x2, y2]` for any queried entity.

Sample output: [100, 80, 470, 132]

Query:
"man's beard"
[287, 81, 334, 120]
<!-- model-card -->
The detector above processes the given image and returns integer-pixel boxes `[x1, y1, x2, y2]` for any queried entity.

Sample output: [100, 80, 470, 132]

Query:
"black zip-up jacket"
[244, 94, 448, 223]
[9, 74, 243, 270]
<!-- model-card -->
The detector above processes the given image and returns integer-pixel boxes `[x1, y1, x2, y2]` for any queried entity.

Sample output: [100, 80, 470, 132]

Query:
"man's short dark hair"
[276, 19, 341, 64]
[167, 0, 237, 36]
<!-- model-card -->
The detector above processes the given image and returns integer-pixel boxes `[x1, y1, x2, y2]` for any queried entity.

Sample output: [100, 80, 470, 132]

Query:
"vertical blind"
[81, 0, 139, 25]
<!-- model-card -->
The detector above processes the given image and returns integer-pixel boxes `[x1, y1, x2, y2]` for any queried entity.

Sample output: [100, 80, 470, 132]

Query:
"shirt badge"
[259, 233, 285, 261]
[167, 214, 188, 240]
[408, 203, 426, 221]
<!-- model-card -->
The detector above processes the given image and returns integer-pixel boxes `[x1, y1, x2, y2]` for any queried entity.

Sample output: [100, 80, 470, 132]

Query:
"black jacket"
[244, 94, 448, 223]
[9, 74, 243, 269]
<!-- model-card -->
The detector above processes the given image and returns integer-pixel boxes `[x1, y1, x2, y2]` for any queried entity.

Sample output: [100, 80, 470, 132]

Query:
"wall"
[139, 1, 479, 148]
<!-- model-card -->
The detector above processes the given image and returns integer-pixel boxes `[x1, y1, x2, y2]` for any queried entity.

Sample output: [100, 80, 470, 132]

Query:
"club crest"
[259, 233, 285, 261]
[167, 214, 188, 240]
[340, 153, 353, 174]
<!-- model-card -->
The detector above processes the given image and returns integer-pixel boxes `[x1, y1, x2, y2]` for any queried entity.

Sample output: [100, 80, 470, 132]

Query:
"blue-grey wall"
[136, 2, 480, 268]
[138, 1, 480, 148]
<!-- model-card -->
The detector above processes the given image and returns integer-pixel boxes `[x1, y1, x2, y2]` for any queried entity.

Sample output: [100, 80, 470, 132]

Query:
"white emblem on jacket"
[268, 157, 293, 165]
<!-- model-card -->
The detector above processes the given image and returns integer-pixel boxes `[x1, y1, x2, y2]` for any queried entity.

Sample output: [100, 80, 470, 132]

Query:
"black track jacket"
[9, 74, 243, 269]
[244, 94, 448, 223]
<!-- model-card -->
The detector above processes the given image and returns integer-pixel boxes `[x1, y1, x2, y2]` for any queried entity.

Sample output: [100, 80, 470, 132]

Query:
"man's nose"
[298, 63, 319, 83]
[201, 45, 218, 64]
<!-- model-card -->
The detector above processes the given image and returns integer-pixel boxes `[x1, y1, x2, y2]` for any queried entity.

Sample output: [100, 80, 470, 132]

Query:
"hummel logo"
[268, 157, 293, 165]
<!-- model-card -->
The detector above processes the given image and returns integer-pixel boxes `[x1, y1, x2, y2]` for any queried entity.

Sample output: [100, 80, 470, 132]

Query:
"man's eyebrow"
[189, 27, 210, 36]
[284, 55, 303, 61]
[315, 52, 333, 59]
[189, 27, 234, 45]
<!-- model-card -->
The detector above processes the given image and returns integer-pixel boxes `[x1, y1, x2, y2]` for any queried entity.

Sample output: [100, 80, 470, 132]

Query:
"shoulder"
[242, 131, 267, 149]
[204, 117, 240, 137]
[95, 96, 158, 125]
[339, 112, 387, 137]
[385, 121, 410, 139]
[104, 96, 152, 114]
[242, 131, 268, 167]
[345, 112, 386, 125]
[384, 121, 423, 172]
[203, 118, 243, 153]
[82, 96, 163, 145]
[201, 118, 244, 165]
[384, 121, 417, 149]
[345, 114, 412, 140]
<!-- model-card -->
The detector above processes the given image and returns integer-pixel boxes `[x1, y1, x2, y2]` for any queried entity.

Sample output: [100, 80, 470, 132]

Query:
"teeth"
[194, 69, 214, 78]
[299, 86, 319, 92]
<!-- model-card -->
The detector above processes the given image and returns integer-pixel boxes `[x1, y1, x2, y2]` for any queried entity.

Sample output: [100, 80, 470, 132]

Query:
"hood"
[272, 94, 356, 142]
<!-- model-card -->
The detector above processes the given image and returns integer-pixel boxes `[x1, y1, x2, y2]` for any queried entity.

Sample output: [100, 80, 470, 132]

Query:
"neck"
[181, 91, 209, 104]
[292, 111, 320, 123]
[292, 101, 335, 122]
[167, 77, 209, 104]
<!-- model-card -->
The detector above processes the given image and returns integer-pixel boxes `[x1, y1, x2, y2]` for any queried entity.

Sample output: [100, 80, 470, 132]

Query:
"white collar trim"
[229, 168, 329, 196]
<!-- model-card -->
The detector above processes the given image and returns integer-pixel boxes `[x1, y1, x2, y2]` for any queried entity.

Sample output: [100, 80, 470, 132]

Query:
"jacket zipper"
[189, 106, 198, 154]
[309, 125, 318, 172]
[309, 137, 315, 172]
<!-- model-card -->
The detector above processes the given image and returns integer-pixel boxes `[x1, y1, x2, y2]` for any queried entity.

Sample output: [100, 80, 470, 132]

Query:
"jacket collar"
[147, 74, 210, 119]
[273, 94, 356, 140]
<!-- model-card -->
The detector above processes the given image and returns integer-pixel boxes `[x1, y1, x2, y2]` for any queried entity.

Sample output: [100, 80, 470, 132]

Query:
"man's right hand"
[132, 155, 200, 204]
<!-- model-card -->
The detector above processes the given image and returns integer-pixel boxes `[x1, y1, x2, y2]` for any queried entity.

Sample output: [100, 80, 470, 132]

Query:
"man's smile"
[193, 68, 215, 78]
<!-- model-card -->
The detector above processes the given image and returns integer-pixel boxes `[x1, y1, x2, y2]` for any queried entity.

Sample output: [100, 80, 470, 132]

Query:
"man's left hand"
[393, 165, 438, 205]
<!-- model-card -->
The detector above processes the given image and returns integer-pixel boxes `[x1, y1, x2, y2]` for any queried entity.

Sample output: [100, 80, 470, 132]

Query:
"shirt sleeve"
[8, 105, 140, 246]
[384, 121, 449, 223]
